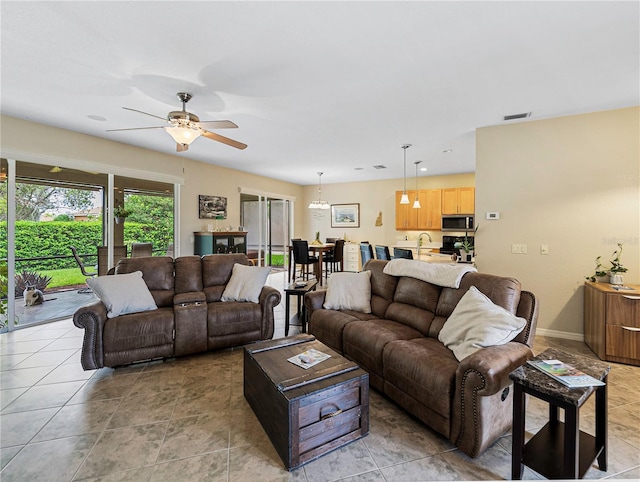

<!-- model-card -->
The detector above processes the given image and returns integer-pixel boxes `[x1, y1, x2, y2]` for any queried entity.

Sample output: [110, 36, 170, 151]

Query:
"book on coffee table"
[527, 359, 605, 388]
[287, 348, 331, 369]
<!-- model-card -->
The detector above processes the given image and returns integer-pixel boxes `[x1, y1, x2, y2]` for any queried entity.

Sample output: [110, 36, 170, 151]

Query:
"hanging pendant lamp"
[308, 172, 330, 209]
[413, 161, 422, 209]
[400, 144, 411, 204]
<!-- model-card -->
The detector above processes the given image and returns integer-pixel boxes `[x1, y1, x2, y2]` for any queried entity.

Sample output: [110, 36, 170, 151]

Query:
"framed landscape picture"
[331, 203, 360, 228]
[199, 195, 227, 219]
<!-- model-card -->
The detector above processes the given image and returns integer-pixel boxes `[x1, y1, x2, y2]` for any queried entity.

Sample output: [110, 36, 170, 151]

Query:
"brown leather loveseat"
[305, 259, 538, 458]
[73, 253, 281, 370]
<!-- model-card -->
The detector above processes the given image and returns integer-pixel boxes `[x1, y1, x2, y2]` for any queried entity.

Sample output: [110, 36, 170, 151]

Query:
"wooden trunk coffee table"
[244, 334, 369, 470]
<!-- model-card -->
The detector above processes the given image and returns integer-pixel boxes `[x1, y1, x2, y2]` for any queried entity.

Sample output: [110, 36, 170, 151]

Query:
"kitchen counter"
[392, 244, 455, 263]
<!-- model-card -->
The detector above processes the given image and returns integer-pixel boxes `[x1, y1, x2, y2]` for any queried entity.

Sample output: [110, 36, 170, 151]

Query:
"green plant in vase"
[311, 231, 322, 245]
[586, 256, 608, 282]
[114, 205, 132, 224]
[608, 243, 627, 285]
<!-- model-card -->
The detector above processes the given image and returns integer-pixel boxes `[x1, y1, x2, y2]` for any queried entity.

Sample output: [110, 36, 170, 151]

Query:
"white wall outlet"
[511, 244, 528, 254]
[486, 211, 500, 220]
[540, 244, 549, 255]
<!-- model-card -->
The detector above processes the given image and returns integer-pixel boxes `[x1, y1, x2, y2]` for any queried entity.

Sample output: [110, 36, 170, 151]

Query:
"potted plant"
[311, 231, 322, 245]
[114, 205, 132, 224]
[608, 243, 627, 285]
[586, 256, 609, 282]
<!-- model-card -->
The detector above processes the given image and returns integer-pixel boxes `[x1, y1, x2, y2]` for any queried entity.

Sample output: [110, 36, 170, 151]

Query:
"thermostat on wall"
[486, 212, 500, 220]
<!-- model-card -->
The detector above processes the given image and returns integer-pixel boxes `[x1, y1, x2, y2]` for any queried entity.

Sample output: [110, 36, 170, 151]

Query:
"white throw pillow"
[221, 263, 271, 303]
[438, 286, 526, 361]
[86, 271, 157, 319]
[323, 271, 372, 313]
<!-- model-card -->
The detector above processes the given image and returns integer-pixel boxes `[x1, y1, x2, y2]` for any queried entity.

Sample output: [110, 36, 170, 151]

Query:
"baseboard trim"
[536, 328, 584, 342]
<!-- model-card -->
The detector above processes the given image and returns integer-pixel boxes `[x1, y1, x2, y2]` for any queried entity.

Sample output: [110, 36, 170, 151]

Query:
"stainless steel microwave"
[441, 215, 474, 232]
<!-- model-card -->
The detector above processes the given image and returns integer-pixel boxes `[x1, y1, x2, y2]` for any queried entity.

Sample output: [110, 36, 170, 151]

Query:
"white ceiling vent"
[372, 165, 387, 169]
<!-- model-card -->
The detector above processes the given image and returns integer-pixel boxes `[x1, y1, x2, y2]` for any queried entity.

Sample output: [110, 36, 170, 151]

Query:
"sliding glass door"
[241, 193, 291, 269]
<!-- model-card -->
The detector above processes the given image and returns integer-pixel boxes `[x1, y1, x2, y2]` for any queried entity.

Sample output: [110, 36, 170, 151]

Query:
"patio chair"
[69, 246, 97, 293]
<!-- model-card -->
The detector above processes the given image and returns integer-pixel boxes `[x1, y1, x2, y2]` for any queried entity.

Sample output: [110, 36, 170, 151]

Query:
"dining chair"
[323, 239, 345, 278]
[360, 242, 374, 266]
[131, 242, 153, 257]
[375, 245, 391, 260]
[291, 240, 319, 281]
[393, 247, 414, 259]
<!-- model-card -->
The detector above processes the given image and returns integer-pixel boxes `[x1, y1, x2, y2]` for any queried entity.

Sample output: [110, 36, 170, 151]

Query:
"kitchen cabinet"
[441, 187, 475, 214]
[395, 189, 442, 230]
[343, 243, 360, 272]
[194, 231, 247, 256]
[418, 189, 442, 230]
[584, 281, 640, 366]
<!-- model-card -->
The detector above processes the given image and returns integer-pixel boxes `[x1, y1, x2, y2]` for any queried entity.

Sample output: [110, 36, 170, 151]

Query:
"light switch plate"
[486, 211, 500, 220]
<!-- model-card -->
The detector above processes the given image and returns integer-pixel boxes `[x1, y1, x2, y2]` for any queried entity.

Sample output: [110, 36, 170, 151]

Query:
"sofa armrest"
[451, 341, 534, 458]
[259, 286, 281, 340]
[304, 290, 327, 319]
[72, 300, 109, 370]
[456, 341, 534, 396]
[174, 291, 206, 305]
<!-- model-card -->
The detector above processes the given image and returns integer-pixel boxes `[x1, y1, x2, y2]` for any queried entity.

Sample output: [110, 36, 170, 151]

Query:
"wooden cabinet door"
[441, 188, 459, 214]
[395, 190, 417, 230]
[417, 189, 442, 230]
[441, 187, 475, 214]
[458, 187, 475, 214]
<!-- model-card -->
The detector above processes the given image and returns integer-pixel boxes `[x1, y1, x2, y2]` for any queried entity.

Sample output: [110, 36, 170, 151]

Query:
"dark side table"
[284, 280, 317, 336]
[509, 348, 610, 480]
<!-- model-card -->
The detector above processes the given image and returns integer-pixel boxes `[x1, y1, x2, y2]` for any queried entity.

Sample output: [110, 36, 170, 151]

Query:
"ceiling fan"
[107, 92, 247, 151]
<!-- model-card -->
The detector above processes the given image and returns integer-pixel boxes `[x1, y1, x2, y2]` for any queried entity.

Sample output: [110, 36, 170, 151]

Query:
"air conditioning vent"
[504, 112, 531, 121]
[372, 165, 387, 169]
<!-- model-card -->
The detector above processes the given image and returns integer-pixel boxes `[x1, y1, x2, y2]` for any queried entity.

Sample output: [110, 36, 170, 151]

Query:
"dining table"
[288, 242, 335, 285]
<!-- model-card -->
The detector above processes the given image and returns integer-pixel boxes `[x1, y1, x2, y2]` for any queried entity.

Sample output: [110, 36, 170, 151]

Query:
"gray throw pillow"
[86, 271, 157, 319]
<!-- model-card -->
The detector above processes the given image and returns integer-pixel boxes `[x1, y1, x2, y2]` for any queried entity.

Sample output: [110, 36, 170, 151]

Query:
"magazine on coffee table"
[527, 359, 605, 388]
[288, 349, 331, 369]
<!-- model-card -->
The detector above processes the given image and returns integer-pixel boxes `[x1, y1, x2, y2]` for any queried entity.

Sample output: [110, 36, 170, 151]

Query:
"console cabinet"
[194, 232, 247, 256]
[343, 243, 360, 272]
[584, 281, 640, 366]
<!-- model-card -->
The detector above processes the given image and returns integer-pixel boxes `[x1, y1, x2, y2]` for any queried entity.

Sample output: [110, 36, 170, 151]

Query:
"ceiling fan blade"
[201, 130, 247, 150]
[176, 143, 188, 152]
[106, 126, 165, 132]
[196, 120, 238, 129]
[123, 107, 167, 121]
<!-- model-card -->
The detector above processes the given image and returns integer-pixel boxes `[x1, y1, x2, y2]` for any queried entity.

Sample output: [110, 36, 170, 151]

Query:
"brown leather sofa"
[305, 259, 539, 458]
[73, 253, 281, 370]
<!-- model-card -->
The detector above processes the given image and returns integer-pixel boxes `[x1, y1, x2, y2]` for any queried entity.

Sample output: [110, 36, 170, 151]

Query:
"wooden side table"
[509, 348, 610, 480]
[284, 280, 317, 336]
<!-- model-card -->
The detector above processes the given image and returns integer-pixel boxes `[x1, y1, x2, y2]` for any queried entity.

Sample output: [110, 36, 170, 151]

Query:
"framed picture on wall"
[331, 203, 360, 228]
[199, 195, 227, 219]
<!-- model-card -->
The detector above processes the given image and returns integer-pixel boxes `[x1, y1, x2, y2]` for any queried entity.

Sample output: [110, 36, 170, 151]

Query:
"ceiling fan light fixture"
[164, 125, 202, 145]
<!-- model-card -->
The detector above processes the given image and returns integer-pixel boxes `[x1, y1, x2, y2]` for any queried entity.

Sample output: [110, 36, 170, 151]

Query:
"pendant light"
[400, 144, 411, 204]
[308, 172, 330, 209]
[413, 161, 422, 209]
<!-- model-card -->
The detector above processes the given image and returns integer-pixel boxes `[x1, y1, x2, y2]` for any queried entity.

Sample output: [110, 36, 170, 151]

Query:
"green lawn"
[39, 268, 88, 289]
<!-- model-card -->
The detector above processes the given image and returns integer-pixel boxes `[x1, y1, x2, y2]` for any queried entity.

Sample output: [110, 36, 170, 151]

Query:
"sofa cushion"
[438, 286, 527, 361]
[86, 271, 157, 318]
[309, 309, 373, 353]
[323, 271, 372, 313]
[207, 301, 263, 350]
[202, 253, 252, 302]
[221, 263, 271, 303]
[343, 319, 423, 386]
[383, 338, 458, 430]
[114, 256, 176, 307]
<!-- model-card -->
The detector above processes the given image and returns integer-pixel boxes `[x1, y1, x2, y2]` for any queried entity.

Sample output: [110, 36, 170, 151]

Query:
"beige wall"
[476, 107, 639, 339]
[300, 173, 475, 247]
[1, 115, 303, 256]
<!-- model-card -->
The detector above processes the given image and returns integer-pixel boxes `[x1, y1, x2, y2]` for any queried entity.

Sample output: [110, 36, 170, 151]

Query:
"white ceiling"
[1, 1, 638, 186]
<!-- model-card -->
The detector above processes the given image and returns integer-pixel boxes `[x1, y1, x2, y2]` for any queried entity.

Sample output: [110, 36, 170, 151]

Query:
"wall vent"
[372, 165, 387, 169]
[504, 112, 531, 121]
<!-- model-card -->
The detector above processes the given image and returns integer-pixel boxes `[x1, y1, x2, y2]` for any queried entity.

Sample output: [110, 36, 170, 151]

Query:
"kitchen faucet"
[417, 232, 432, 257]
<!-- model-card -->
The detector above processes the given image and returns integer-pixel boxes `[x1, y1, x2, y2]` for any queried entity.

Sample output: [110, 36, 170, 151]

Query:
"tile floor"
[1, 271, 639, 481]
